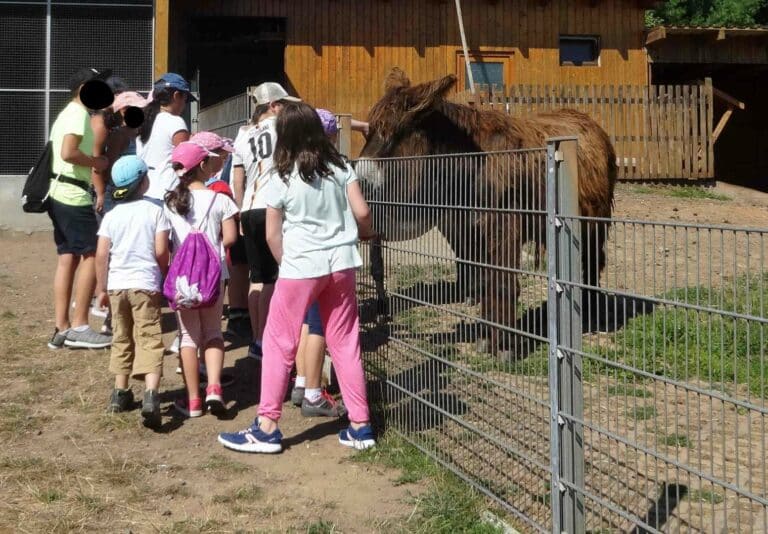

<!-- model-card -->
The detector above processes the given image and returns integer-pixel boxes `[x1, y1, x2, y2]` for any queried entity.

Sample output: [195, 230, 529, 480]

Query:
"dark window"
[559, 35, 600, 66]
[467, 61, 504, 90]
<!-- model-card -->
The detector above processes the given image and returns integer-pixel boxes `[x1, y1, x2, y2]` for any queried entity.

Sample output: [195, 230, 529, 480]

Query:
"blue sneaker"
[338, 424, 376, 450]
[217, 420, 283, 453]
[247, 342, 262, 361]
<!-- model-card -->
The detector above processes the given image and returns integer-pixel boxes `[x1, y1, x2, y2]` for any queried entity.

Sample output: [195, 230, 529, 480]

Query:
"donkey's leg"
[581, 219, 609, 332]
[438, 210, 484, 305]
[369, 235, 388, 316]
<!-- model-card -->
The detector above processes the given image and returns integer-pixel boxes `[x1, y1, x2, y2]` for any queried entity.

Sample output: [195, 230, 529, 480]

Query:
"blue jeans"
[304, 301, 324, 336]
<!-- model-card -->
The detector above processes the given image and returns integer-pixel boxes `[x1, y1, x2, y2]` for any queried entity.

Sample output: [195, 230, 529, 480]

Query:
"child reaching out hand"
[218, 102, 377, 454]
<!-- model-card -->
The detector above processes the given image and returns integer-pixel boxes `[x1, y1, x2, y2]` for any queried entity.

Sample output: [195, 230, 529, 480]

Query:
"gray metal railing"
[354, 140, 768, 533]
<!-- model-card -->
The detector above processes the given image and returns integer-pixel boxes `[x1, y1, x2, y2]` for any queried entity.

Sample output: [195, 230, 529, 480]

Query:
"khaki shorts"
[109, 290, 164, 378]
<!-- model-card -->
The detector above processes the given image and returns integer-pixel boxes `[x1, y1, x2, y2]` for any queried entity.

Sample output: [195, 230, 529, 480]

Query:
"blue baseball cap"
[154, 72, 197, 101]
[111, 156, 148, 201]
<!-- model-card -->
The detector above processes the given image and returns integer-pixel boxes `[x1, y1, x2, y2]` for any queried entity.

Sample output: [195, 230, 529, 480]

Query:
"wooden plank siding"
[162, 0, 648, 154]
[454, 83, 715, 180]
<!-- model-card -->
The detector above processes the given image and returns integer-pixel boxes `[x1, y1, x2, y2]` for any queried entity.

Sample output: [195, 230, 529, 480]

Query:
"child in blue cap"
[95, 155, 171, 428]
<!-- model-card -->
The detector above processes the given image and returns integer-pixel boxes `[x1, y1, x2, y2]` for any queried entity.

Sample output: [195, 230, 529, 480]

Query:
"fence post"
[547, 137, 585, 534]
[546, 140, 563, 534]
[337, 114, 353, 157]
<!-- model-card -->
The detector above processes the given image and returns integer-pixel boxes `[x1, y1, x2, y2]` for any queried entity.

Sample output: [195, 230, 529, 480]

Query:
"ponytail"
[139, 87, 174, 143]
[165, 163, 194, 217]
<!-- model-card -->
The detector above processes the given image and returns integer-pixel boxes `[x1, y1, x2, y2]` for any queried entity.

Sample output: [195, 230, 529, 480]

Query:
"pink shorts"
[177, 294, 224, 349]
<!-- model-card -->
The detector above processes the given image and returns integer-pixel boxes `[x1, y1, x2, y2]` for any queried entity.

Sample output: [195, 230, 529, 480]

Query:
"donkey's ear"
[405, 75, 457, 115]
[384, 68, 411, 93]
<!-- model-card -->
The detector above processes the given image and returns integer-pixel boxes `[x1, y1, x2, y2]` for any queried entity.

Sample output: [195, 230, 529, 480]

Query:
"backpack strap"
[196, 192, 219, 231]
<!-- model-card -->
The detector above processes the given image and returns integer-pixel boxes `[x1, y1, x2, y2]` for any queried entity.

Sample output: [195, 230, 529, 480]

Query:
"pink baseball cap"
[316, 108, 338, 136]
[171, 141, 219, 175]
[112, 91, 148, 112]
[190, 131, 234, 153]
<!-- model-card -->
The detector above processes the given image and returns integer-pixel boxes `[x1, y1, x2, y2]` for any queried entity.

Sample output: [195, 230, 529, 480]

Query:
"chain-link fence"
[354, 139, 767, 533]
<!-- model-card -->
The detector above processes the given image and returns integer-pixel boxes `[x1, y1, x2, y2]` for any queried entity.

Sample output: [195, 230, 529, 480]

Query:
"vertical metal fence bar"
[546, 140, 563, 534]
[554, 137, 585, 533]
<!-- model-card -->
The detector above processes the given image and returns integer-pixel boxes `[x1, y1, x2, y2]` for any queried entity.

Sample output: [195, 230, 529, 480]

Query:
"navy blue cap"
[154, 72, 197, 101]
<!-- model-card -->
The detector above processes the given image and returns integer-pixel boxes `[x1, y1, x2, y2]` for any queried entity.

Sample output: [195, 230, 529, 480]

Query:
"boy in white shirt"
[95, 156, 171, 428]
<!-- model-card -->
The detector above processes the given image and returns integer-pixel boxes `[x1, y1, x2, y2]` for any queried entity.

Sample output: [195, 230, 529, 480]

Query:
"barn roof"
[646, 25, 768, 46]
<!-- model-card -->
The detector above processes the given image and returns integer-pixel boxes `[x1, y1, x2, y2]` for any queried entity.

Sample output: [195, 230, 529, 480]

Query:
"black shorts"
[241, 208, 279, 284]
[48, 198, 98, 256]
[229, 232, 248, 265]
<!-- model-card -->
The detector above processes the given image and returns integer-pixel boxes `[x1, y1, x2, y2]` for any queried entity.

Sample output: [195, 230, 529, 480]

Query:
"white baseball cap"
[250, 82, 302, 105]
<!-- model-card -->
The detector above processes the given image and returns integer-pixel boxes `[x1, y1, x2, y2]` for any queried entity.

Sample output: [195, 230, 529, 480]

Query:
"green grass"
[606, 384, 653, 398]
[626, 406, 657, 421]
[660, 433, 693, 448]
[211, 484, 261, 504]
[628, 184, 730, 201]
[199, 454, 249, 474]
[392, 263, 455, 289]
[1, 310, 16, 320]
[688, 489, 725, 504]
[305, 520, 339, 534]
[353, 433, 503, 533]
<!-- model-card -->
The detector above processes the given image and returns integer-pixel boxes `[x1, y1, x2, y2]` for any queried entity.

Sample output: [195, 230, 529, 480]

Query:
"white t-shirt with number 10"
[232, 116, 277, 212]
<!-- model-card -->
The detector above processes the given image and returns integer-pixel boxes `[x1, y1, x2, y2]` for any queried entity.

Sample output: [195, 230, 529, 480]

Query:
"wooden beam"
[697, 80, 746, 109]
[154, 0, 169, 80]
[712, 106, 734, 143]
[645, 26, 667, 45]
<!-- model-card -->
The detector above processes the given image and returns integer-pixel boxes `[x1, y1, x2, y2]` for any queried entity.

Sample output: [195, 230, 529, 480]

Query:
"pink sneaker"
[205, 384, 225, 416]
[174, 397, 203, 418]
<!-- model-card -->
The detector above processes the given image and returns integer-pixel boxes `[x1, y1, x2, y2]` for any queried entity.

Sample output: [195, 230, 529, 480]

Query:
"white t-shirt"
[232, 116, 277, 212]
[136, 112, 188, 200]
[97, 199, 171, 292]
[261, 161, 363, 279]
[164, 189, 238, 255]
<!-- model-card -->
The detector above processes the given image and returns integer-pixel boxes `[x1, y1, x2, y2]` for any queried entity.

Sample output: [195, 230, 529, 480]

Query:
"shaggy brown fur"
[361, 68, 617, 355]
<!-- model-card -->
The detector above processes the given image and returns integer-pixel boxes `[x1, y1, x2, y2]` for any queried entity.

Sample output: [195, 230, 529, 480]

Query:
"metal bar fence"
[354, 140, 768, 533]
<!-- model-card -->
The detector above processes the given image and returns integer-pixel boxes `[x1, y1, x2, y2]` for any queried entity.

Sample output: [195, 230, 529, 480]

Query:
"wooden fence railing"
[453, 81, 714, 180]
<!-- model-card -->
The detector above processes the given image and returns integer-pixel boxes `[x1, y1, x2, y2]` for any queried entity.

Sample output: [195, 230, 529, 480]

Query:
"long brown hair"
[164, 162, 208, 217]
[273, 102, 346, 184]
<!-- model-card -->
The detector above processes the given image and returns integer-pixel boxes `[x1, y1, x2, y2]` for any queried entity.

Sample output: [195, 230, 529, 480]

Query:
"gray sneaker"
[48, 328, 69, 350]
[64, 327, 112, 349]
[107, 388, 134, 413]
[290, 386, 305, 407]
[141, 390, 161, 428]
[301, 391, 348, 418]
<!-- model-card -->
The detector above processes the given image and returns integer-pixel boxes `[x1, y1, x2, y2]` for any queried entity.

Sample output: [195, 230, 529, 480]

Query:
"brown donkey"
[358, 68, 616, 357]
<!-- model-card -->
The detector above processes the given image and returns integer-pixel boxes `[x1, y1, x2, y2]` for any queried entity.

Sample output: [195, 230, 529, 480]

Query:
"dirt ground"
[0, 235, 419, 533]
[1, 182, 767, 533]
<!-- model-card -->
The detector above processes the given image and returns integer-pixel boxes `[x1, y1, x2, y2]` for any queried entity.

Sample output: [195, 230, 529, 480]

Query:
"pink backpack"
[163, 194, 221, 311]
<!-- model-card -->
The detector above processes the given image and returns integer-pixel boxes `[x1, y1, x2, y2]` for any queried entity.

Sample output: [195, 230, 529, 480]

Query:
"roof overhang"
[647, 26, 768, 46]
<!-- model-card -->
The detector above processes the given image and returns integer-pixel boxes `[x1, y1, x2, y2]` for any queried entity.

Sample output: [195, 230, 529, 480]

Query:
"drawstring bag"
[163, 194, 221, 310]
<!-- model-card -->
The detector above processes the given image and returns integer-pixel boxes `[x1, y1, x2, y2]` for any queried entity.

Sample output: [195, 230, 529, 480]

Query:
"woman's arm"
[91, 114, 109, 210]
[171, 130, 190, 146]
[346, 180, 376, 239]
[265, 206, 284, 264]
[95, 236, 111, 308]
[62, 134, 109, 171]
[232, 165, 246, 208]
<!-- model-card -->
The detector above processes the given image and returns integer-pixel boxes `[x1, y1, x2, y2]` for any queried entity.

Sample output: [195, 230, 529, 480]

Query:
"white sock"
[305, 388, 322, 403]
[295, 376, 306, 388]
[73, 325, 89, 332]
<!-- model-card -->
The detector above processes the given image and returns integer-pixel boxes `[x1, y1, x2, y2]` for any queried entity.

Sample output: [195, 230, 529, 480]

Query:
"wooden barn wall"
[648, 37, 768, 65]
[165, 0, 647, 153]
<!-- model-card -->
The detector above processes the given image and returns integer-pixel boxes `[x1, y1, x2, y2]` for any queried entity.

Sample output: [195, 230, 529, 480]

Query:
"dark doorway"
[652, 63, 768, 192]
[188, 17, 286, 107]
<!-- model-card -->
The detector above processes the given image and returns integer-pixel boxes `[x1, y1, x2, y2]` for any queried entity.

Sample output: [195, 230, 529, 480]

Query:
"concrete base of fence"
[0, 176, 53, 233]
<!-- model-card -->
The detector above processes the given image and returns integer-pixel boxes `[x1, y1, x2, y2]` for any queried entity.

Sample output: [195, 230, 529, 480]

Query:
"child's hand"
[359, 228, 379, 241]
[96, 291, 110, 311]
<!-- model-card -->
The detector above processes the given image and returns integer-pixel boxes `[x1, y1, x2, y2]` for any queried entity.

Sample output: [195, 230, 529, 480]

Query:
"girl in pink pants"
[217, 101, 376, 454]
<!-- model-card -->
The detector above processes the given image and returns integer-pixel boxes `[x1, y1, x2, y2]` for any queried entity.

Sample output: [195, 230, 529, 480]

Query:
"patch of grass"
[159, 519, 224, 534]
[1, 310, 16, 319]
[630, 186, 653, 195]
[392, 263, 455, 289]
[353, 432, 503, 533]
[660, 433, 693, 448]
[627, 406, 657, 421]
[305, 520, 339, 534]
[667, 187, 730, 201]
[354, 433, 438, 485]
[394, 306, 444, 331]
[591, 273, 768, 398]
[689, 489, 725, 504]
[606, 384, 653, 398]
[212, 484, 261, 504]
[35, 487, 65, 504]
[76, 493, 107, 514]
[200, 453, 249, 474]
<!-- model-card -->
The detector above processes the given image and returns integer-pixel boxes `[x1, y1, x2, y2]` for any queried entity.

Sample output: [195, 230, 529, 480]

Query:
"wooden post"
[154, 0, 170, 80]
[337, 114, 352, 157]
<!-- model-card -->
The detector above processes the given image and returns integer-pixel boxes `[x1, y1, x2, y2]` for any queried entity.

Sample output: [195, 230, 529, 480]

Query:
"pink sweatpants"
[258, 268, 370, 424]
